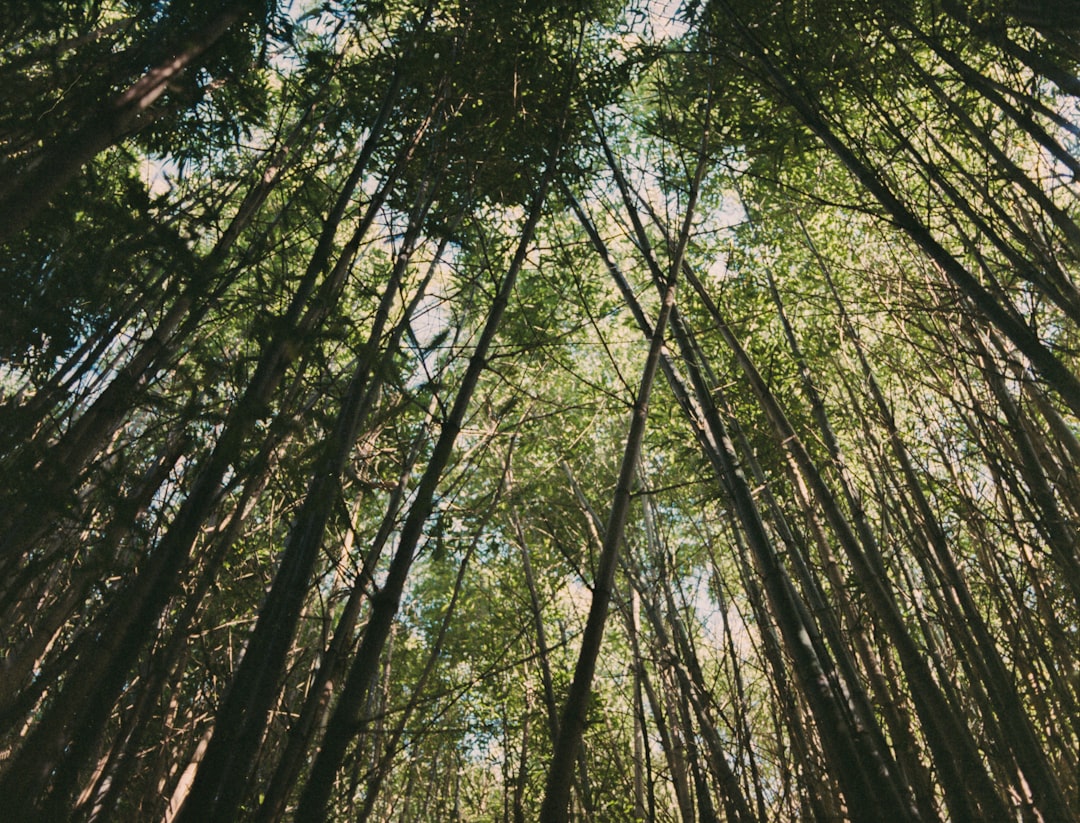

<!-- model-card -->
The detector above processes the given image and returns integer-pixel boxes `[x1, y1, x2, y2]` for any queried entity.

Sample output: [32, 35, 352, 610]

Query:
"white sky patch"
[404, 249, 459, 390]
[693, 573, 757, 659]
[140, 156, 174, 197]
[410, 287, 452, 351]
[707, 254, 729, 281]
[615, 0, 690, 51]
[560, 576, 595, 626]
[703, 196, 747, 279]
[645, 0, 691, 42]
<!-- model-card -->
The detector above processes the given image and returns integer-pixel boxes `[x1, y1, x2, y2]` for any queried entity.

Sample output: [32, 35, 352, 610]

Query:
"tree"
[2, 0, 1079, 819]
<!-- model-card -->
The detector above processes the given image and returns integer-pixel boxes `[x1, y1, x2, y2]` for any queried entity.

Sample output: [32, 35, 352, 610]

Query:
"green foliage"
[3, 0, 1080, 820]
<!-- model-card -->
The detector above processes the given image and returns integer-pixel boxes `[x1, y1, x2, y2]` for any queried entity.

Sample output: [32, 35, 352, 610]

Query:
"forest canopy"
[1, 0, 1079, 820]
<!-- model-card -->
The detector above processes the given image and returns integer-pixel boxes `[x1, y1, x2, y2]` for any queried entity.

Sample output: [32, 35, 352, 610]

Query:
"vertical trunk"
[641, 663, 694, 823]
[354, 455, 512, 823]
[174, 176, 437, 823]
[675, 689, 720, 823]
[635, 572, 758, 823]
[614, 567, 686, 823]
[628, 589, 647, 822]
[295, 153, 559, 818]
[662, 682, 697, 823]
[511, 505, 562, 742]
[539, 103, 706, 819]
[512, 701, 531, 823]
[706, 563, 770, 820]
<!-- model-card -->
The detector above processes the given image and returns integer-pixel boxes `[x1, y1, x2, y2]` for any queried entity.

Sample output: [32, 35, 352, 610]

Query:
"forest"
[1, 0, 1079, 820]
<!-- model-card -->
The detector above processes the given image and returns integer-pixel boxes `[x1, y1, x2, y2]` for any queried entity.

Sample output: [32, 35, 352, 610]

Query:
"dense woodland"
[1, 0, 1079, 820]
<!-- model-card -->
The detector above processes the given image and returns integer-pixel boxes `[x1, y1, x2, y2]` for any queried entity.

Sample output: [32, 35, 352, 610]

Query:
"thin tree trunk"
[174, 172, 439, 823]
[355, 442, 514, 823]
[539, 95, 708, 821]
[566, 172, 900, 821]
[0, 139, 399, 816]
[295, 147, 562, 819]
[634, 569, 758, 823]
[253, 397, 435, 823]
[713, 0, 1080, 418]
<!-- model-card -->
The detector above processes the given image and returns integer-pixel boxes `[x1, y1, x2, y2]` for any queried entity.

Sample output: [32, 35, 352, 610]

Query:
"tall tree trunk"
[633, 566, 758, 823]
[0, 140, 398, 816]
[539, 96, 708, 821]
[808, 228, 1077, 820]
[174, 173, 438, 823]
[295, 149, 561, 819]
[253, 394, 436, 823]
[354, 443, 513, 823]
[712, 0, 1080, 418]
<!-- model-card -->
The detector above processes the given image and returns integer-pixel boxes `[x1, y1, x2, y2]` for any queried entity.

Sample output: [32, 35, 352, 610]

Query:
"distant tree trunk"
[676, 688, 720, 823]
[354, 449, 512, 823]
[634, 569, 757, 823]
[510, 502, 562, 743]
[627, 589, 648, 822]
[539, 105, 705, 820]
[712, 0, 1080, 418]
[583, 125, 922, 821]
[254, 397, 435, 823]
[512, 700, 531, 823]
[0, 86, 409, 563]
